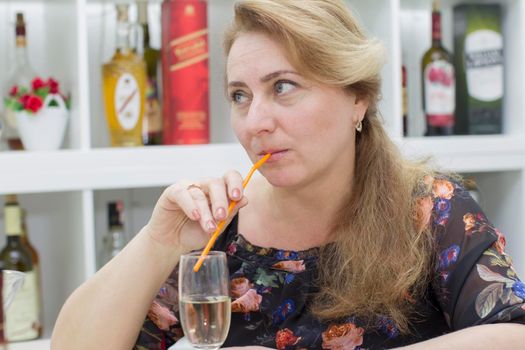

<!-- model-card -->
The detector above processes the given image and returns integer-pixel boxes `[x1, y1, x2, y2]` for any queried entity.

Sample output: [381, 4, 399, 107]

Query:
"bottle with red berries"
[421, 0, 455, 136]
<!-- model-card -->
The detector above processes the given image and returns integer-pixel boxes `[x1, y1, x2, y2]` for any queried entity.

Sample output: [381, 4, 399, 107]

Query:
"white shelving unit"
[0, 0, 523, 348]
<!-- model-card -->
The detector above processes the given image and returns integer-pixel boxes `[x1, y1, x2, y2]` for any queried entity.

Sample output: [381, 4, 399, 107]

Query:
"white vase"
[15, 94, 69, 151]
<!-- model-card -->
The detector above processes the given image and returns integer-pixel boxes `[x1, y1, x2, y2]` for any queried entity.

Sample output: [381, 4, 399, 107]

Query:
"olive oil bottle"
[102, 4, 147, 147]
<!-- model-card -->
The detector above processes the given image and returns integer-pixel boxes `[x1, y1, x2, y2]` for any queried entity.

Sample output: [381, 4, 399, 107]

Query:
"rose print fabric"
[134, 177, 525, 349]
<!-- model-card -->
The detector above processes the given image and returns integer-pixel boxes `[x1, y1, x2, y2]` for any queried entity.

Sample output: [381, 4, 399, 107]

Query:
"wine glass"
[3, 270, 26, 310]
[178, 251, 231, 350]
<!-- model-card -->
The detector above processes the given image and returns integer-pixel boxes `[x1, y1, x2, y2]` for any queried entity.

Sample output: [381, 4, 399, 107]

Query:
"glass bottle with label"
[20, 205, 43, 337]
[0, 196, 40, 342]
[3, 13, 37, 150]
[99, 201, 127, 269]
[102, 4, 147, 147]
[138, 1, 163, 145]
[421, 0, 455, 136]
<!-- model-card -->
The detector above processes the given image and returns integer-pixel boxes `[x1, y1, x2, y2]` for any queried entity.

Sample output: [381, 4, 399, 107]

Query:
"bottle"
[421, 0, 455, 136]
[402, 64, 408, 136]
[138, 1, 163, 146]
[3, 13, 37, 150]
[102, 4, 147, 147]
[161, 0, 210, 145]
[0, 196, 40, 341]
[0, 268, 6, 349]
[20, 206, 43, 337]
[453, 4, 503, 135]
[99, 201, 127, 268]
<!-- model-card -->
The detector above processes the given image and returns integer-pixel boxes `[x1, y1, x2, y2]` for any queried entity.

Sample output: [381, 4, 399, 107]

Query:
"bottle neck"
[431, 11, 442, 46]
[143, 24, 150, 49]
[15, 44, 29, 65]
[432, 11, 441, 47]
[116, 22, 131, 54]
[6, 234, 23, 246]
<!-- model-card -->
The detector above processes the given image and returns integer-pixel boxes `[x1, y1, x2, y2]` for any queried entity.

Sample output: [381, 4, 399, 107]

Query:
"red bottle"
[161, 0, 209, 145]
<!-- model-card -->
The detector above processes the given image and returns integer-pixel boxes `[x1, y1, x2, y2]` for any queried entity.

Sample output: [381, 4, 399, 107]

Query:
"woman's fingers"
[164, 182, 200, 220]
[223, 170, 244, 201]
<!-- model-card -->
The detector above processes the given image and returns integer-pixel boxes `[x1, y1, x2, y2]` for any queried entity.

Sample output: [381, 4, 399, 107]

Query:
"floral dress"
[134, 177, 525, 349]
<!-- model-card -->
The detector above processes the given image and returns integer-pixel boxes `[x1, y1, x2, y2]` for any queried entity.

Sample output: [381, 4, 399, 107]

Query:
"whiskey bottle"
[421, 0, 455, 136]
[102, 4, 147, 147]
[0, 196, 40, 341]
[161, 0, 209, 144]
[138, 1, 163, 145]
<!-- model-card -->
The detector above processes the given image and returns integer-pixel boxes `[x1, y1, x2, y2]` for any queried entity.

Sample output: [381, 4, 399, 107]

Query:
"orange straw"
[193, 153, 272, 272]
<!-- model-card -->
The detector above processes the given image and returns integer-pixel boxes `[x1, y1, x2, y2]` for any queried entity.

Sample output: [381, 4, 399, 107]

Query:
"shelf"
[0, 143, 251, 194]
[9, 339, 50, 350]
[397, 135, 525, 172]
[0, 135, 523, 195]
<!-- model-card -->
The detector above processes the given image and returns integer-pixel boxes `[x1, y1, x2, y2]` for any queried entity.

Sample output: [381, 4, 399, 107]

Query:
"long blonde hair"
[224, 0, 435, 333]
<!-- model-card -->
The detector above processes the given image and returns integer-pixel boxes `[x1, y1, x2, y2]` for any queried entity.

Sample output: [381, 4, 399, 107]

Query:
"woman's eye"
[230, 91, 248, 104]
[275, 80, 296, 95]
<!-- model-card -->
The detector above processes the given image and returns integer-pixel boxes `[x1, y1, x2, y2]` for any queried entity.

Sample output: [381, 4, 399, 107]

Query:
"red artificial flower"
[31, 77, 46, 91]
[9, 86, 18, 97]
[24, 95, 43, 113]
[47, 78, 59, 94]
[19, 94, 31, 106]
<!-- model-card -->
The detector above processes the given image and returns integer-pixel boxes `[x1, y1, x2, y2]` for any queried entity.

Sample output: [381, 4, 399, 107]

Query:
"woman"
[52, 1, 525, 349]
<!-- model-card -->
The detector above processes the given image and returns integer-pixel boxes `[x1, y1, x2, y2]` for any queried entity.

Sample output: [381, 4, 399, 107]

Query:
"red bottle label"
[161, 0, 209, 144]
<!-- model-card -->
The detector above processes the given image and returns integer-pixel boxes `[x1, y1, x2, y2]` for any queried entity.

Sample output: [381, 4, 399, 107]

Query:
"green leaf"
[254, 268, 279, 288]
[475, 283, 503, 318]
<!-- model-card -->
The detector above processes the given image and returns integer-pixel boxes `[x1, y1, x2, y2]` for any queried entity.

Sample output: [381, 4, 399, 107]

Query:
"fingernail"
[192, 209, 200, 220]
[232, 188, 241, 200]
[216, 207, 226, 220]
[207, 220, 217, 231]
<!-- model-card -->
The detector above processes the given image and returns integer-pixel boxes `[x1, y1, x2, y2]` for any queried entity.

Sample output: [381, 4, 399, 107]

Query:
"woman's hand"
[144, 170, 247, 253]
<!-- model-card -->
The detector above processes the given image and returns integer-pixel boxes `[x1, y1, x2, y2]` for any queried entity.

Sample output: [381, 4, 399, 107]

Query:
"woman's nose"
[245, 97, 277, 135]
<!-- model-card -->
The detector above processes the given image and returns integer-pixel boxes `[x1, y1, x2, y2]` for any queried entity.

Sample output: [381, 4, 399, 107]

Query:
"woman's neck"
[241, 163, 354, 250]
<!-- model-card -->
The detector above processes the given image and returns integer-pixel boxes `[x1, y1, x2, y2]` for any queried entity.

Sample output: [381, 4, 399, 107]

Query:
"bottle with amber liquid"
[0, 196, 40, 341]
[421, 0, 455, 136]
[102, 4, 147, 147]
[138, 1, 163, 145]
[3, 13, 38, 150]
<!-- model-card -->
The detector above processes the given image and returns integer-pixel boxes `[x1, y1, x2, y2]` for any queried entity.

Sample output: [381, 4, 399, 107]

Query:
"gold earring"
[356, 120, 363, 133]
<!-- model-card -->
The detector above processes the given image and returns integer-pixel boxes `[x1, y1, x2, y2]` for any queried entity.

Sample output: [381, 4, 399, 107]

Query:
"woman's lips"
[260, 150, 288, 162]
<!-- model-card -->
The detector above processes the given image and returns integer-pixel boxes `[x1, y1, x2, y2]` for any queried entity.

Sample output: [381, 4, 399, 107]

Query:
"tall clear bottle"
[421, 0, 456, 136]
[3, 13, 37, 150]
[99, 201, 127, 269]
[102, 4, 147, 147]
[0, 196, 40, 342]
[138, 1, 163, 145]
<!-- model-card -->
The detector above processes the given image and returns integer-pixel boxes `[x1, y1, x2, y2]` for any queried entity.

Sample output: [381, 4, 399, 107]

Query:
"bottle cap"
[4, 194, 18, 205]
[15, 13, 26, 36]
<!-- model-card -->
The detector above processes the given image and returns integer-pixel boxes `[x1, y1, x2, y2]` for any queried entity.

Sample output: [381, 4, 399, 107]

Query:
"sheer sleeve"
[133, 267, 184, 350]
[430, 177, 525, 331]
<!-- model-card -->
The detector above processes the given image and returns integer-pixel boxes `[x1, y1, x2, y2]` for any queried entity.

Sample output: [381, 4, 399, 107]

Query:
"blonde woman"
[52, 1, 525, 349]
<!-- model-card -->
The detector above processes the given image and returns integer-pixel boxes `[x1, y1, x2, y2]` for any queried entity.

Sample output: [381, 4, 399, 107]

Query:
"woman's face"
[226, 32, 368, 188]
